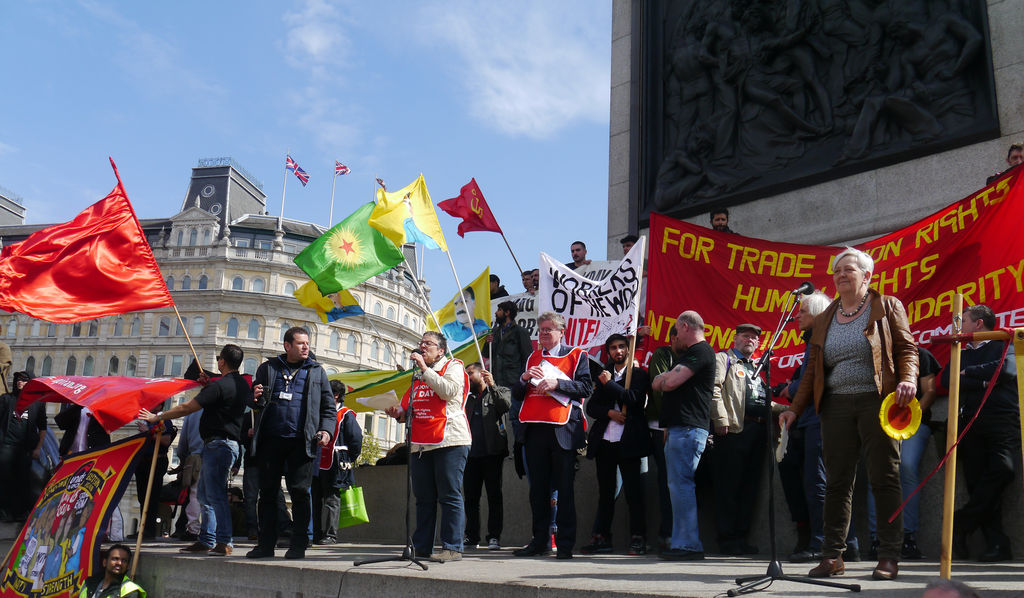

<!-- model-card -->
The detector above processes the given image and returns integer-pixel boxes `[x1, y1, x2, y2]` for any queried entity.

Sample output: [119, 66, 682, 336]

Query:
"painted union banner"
[0, 435, 147, 598]
[645, 171, 1024, 379]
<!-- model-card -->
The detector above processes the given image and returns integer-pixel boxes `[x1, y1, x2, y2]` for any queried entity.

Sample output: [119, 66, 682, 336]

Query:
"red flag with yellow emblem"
[438, 178, 502, 237]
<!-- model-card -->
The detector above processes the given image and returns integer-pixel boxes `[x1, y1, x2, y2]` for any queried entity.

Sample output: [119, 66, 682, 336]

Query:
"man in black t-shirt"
[651, 311, 716, 560]
[140, 344, 249, 556]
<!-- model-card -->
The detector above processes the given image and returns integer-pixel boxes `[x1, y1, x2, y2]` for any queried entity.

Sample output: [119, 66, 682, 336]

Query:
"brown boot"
[209, 543, 233, 556]
[808, 556, 845, 577]
[872, 558, 898, 580]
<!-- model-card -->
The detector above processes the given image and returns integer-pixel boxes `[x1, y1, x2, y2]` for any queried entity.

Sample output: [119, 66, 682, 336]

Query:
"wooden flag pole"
[940, 295, 964, 579]
[131, 427, 162, 579]
[499, 232, 525, 277]
[623, 236, 647, 389]
[402, 258, 454, 359]
[172, 305, 202, 369]
[442, 250, 486, 366]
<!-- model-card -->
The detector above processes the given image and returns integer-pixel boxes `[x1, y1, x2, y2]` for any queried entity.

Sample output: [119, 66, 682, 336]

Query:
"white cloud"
[417, 1, 611, 138]
[0, 141, 15, 157]
[282, 0, 351, 79]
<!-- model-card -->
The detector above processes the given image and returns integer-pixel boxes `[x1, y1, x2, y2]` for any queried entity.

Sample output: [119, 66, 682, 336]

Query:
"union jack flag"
[335, 161, 350, 176]
[286, 155, 310, 186]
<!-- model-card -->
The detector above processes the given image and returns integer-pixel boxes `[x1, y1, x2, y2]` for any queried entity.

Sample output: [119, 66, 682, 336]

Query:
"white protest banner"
[537, 241, 644, 349]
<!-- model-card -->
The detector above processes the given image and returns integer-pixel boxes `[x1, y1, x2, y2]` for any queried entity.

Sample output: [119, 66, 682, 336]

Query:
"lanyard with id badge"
[278, 367, 297, 401]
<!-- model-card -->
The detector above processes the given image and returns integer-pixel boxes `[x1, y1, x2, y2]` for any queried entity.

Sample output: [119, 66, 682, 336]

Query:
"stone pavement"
[119, 540, 1024, 598]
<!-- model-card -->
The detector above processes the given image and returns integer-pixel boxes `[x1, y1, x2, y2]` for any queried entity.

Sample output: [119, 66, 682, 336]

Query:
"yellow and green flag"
[294, 201, 405, 294]
[427, 267, 491, 350]
[369, 174, 448, 251]
[293, 280, 364, 323]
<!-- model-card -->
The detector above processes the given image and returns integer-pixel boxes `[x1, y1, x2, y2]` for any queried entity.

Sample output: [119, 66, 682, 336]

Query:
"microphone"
[411, 348, 424, 355]
[791, 281, 815, 296]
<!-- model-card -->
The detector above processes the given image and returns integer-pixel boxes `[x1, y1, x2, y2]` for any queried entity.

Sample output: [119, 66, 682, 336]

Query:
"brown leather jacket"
[790, 289, 918, 416]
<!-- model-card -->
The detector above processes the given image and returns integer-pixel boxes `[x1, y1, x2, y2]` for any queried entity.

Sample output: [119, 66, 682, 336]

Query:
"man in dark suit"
[511, 312, 592, 559]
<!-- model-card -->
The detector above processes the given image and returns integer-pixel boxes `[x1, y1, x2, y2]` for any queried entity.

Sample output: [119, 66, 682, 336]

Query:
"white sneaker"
[488, 538, 501, 550]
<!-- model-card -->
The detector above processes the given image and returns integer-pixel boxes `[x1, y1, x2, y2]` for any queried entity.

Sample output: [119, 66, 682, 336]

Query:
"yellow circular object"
[879, 393, 921, 440]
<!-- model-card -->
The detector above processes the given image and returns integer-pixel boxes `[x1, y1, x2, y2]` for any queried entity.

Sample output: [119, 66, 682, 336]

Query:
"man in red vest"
[511, 311, 593, 560]
[386, 331, 471, 562]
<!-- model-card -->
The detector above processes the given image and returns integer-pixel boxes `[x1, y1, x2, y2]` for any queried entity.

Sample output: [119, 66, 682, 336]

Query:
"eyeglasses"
[538, 327, 560, 334]
[419, 340, 438, 348]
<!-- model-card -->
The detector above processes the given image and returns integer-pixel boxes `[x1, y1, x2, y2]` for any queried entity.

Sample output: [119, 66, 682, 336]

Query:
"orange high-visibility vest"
[400, 359, 469, 445]
[519, 348, 585, 425]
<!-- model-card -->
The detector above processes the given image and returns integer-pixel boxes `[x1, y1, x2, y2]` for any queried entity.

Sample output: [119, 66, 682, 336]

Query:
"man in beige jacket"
[710, 323, 769, 556]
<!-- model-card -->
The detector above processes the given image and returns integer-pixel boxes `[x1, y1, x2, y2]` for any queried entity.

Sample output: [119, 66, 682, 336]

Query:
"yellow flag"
[369, 174, 448, 252]
[293, 280, 364, 323]
[427, 268, 491, 349]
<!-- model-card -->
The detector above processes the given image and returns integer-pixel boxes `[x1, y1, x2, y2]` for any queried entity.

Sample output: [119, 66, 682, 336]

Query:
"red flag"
[0, 158, 174, 322]
[437, 178, 503, 237]
[17, 376, 200, 432]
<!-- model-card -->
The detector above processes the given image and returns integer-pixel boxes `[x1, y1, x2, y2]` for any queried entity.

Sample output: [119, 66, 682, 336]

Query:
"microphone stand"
[728, 292, 860, 595]
[354, 384, 428, 570]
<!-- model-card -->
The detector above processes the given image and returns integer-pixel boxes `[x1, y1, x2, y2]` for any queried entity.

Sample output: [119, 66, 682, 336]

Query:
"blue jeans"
[199, 439, 239, 547]
[410, 445, 469, 556]
[867, 423, 932, 535]
[664, 426, 707, 552]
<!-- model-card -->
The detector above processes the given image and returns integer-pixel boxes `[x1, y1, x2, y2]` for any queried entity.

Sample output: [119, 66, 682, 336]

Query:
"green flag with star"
[294, 201, 405, 294]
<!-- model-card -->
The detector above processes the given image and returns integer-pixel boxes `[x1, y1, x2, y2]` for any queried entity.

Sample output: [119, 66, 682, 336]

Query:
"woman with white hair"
[779, 248, 918, 581]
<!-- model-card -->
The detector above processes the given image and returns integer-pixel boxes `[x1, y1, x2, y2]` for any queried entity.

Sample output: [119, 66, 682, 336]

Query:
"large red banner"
[646, 170, 1024, 378]
[1, 435, 147, 598]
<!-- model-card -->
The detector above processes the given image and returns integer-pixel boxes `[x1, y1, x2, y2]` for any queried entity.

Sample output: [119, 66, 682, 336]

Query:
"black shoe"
[315, 537, 337, 545]
[628, 536, 647, 555]
[285, 546, 306, 559]
[513, 544, 550, 557]
[556, 549, 573, 560]
[867, 537, 879, 561]
[978, 543, 1012, 563]
[842, 545, 861, 562]
[246, 546, 275, 559]
[580, 534, 613, 555]
[901, 533, 923, 560]
[659, 548, 704, 561]
[789, 548, 822, 563]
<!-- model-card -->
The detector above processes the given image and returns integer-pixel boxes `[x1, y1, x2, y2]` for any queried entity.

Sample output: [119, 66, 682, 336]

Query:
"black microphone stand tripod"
[728, 289, 860, 595]
[354, 389, 428, 570]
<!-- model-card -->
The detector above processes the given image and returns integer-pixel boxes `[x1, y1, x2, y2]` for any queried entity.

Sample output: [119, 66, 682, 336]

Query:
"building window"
[25, 355, 35, 374]
[403, 314, 410, 327]
[232, 277, 244, 290]
[283, 281, 297, 296]
[373, 302, 383, 316]
[41, 356, 52, 376]
[256, 240, 272, 250]
[46, 323, 56, 338]
[363, 414, 373, 431]
[107, 356, 119, 376]
[252, 279, 265, 293]
[72, 323, 82, 337]
[181, 276, 192, 290]
[166, 276, 174, 290]
[370, 341, 379, 361]
[280, 323, 289, 342]
[130, 317, 141, 336]
[126, 355, 137, 377]
[326, 367, 338, 375]
[226, 317, 239, 337]
[191, 316, 205, 336]
[243, 358, 257, 375]
[198, 275, 209, 290]
[65, 356, 77, 376]
[236, 239, 250, 248]
[376, 417, 386, 439]
[203, 229, 211, 245]
[386, 306, 396, 320]
[30, 321, 40, 337]
[153, 355, 166, 377]
[247, 319, 259, 339]
[175, 317, 186, 336]
[171, 355, 184, 377]
[113, 318, 124, 337]
[83, 356, 94, 376]
[189, 229, 197, 246]
[6, 318, 15, 338]
[158, 317, 171, 337]
[346, 335, 356, 354]
[176, 230, 184, 246]
[88, 321, 98, 337]
[330, 331, 340, 351]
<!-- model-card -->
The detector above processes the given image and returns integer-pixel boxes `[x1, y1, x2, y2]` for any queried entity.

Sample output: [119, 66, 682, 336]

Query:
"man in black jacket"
[941, 305, 1019, 563]
[486, 301, 533, 388]
[462, 363, 510, 550]
[246, 326, 335, 560]
[0, 371, 46, 521]
[581, 334, 650, 555]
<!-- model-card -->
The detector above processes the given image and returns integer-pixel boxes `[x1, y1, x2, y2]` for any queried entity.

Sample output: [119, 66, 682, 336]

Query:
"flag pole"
[279, 152, 289, 231]
[356, 297, 406, 370]
[442, 250, 486, 365]
[329, 165, 338, 227]
[172, 305, 202, 368]
[402, 258, 453, 358]
[499, 231, 525, 277]
[623, 235, 646, 389]
[131, 427, 162, 579]
[940, 295, 964, 580]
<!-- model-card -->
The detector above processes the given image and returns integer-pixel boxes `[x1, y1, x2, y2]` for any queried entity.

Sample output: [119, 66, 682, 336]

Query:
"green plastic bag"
[338, 486, 369, 528]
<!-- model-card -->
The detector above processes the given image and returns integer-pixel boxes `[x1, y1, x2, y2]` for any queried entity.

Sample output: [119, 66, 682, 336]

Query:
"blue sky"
[0, 0, 612, 308]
